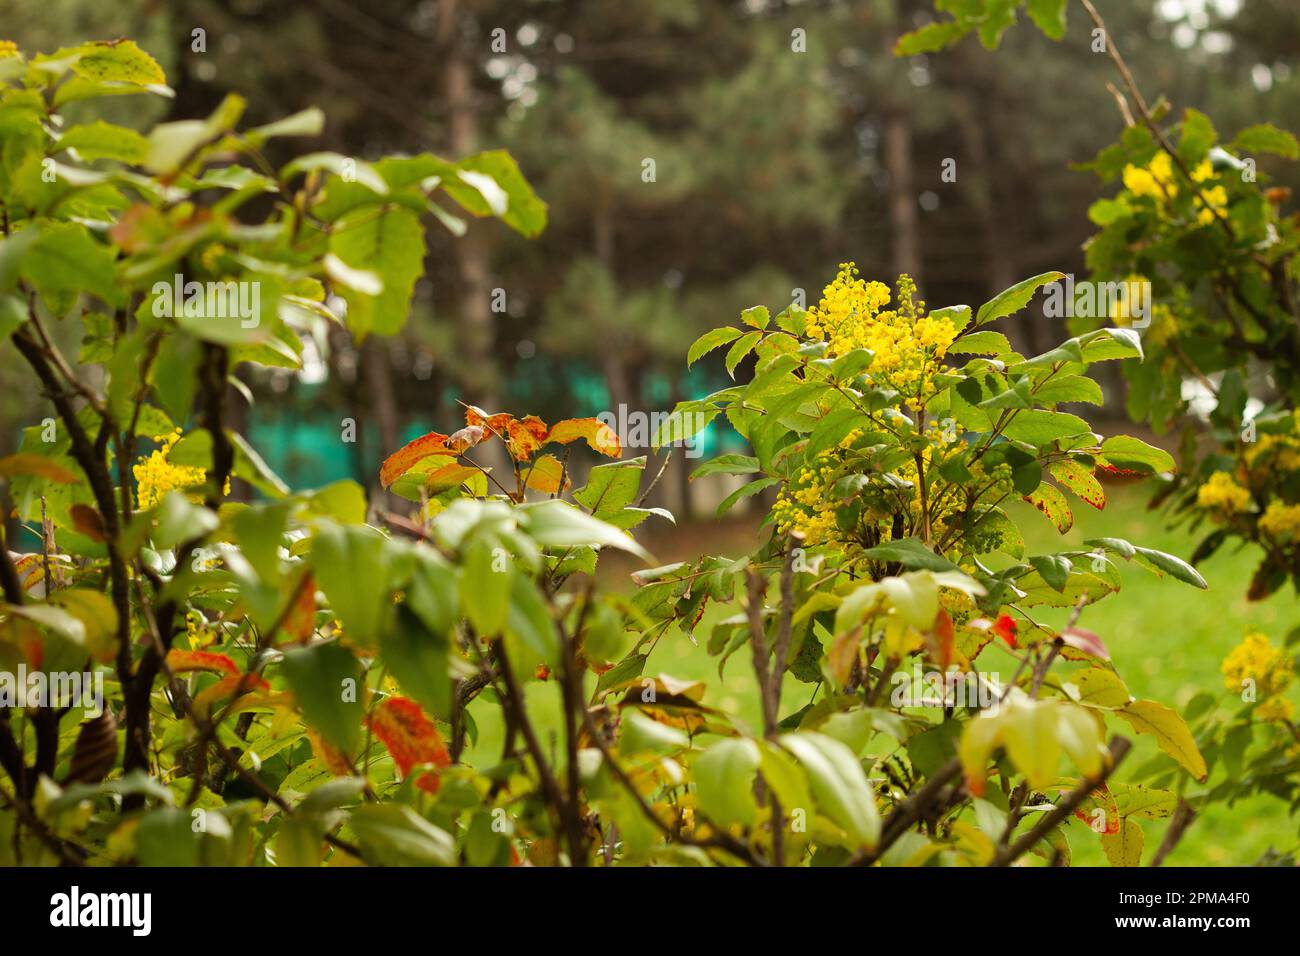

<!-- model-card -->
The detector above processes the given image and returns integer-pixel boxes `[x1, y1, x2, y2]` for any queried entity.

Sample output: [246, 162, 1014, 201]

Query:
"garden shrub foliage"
[906, 0, 1300, 861]
[0, 33, 1241, 869]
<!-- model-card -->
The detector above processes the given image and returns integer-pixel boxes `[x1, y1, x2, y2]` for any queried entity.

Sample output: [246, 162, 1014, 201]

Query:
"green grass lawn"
[465, 484, 1299, 865]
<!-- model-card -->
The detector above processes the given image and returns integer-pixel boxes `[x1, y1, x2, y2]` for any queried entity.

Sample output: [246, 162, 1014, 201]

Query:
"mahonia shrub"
[903, 0, 1300, 861]
[637, 263, 1210, 865]
[0, 34, 1216, 868]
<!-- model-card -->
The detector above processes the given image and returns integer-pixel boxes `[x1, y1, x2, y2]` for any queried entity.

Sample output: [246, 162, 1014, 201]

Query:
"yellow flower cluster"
[1244, 421, 1300, 474]
[1258, 500, 1300, 541]
[1222, 631, 1295, 722]
[772, 460, 843, 547]
[804, 265, 958, 407]
[1195, 471, 1251, 516]
[0, 40, 18, 59]
[1122, 153, 1227, 226]
[133, 430, 209, 510]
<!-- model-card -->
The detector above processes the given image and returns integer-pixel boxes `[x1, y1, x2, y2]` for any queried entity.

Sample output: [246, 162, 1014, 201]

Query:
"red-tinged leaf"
[535, 664, 551, 681]
[1048, 460, 1106, 510]
[523, 453, 570, 494]
[280, 573, 317, 644]
[928, 608, 955, 669]
[1023, 484, 1073, 534]
[992, 614, 1018, 649]
[505, 415, 549, 461]
[0, 453, 79, 484]
[192, 673, 270, 717]
[69, 504, 106, 542]
[1073, 784, 1122, 834]
[380, 430, 450, 488]
[1060, 626, 1109, 661]
[546, 417, 621, 458]
[166, 649, 239, 675]
[465, 405, 514, 436]
[309, 728, 353, 776]
[367, 696, 451, 794]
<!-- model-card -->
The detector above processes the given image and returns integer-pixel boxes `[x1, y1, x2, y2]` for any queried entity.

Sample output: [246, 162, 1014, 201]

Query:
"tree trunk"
[438, 0, 497, 412]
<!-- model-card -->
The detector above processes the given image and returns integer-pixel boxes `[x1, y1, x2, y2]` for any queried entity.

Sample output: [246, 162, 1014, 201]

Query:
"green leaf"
[381, 605, 452, 721]
[1178, 108, 1217, 165]
[1117, 700, 1208, 781]
[716, 476, 778, 517]
[1029, 554, 1071, 591]
[1033, 375, 1103, 406]
[20, 221, 122, 311]
[460, 538, 511, 637]
[689, 454, 759, 480]
[449, 150, 548, 238]
[780, 732, 880, 849]
[348, 804, 456, 866]
[725, 330, 763, 378]
[975, 272, 1065, 326]
[151, 490, 218, 550]
[1100, 817, 1144, 867]
[280, 641, 364, 754]
[520, 499, 650, 560]
[311, 524, 399, 643]
[1230, 123, 1300, 159]
[574, 457, 645, 519]
[1026, 0, 1068, 39]
[860, 537, 960, 572]
[1096, 435, 1174, 474]
[950, 330, 1014, 356]
[57, 121, 149, 163]
[1131, 546, 1208, 589]
[693, 738, 760, 827]
[1001, 409, 1091, 446]
[687, 326, 743, 367]
[895, 20, 971, 55]
[329, 205, 425, 339]
[740, 305, 770, 330]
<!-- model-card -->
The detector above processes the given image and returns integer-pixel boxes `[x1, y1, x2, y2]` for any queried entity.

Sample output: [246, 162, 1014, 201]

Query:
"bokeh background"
[1, 0, 1298, 863]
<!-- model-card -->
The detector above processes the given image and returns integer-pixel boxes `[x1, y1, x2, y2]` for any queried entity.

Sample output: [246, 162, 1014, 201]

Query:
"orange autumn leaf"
[192, 673, 270, 717]
[465, 405, 514, 436]
[309, 728, 353, 777]
[367, 696, 450, 794]
[523, 454, 569, 494]
[505, 415, 549, 461]
[280, 573, 317, 644]
[379, 430, 449, 488]
[546, 417, 621, 457]
[167, 649, 239, 675]
[930, 609, 955, 670]
[0, 452, 79, 484]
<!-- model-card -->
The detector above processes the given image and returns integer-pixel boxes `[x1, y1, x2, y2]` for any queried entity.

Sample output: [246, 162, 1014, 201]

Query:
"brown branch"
[1150, 799, 1196, 867]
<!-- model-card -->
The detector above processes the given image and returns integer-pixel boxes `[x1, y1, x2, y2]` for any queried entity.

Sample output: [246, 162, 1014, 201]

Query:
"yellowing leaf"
[1117, 699, 1207, 781]
[546, 417, 621, 458]
[1023, 483, 1073, 533]
[379, 430, 449, 488]
[523, 454, 569, 494]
